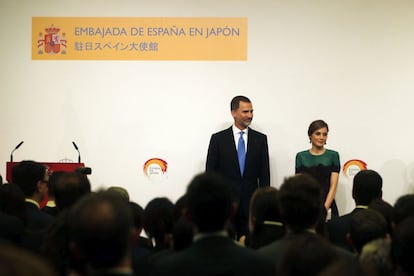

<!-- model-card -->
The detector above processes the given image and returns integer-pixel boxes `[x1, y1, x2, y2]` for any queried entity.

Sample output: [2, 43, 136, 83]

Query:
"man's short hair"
[11, 160, 46, 197]
[393, 194, 414, 225]
[278, 174, 321, 232]
[391, 216, 414, 275]
[55, 172, 91, 210]
[186, 172, 233, 232]
[349, 209, 388, 253]
[353, 170, 382, 205]
[230, 96, 251, 111]
[69, 191, 132, 269]
[143, 197, 174, 244]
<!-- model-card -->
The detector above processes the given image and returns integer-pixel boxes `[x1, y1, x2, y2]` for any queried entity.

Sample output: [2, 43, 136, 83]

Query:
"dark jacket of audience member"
[0, 183, 26, 245]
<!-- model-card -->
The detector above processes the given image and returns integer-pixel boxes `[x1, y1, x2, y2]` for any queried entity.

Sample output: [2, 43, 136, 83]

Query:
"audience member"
[54, 172, 91, 212]
[326, 169, 383, 252]
[129, 201, 153, 259]
[133, 197, 175, 276]
[369, 198, 394, 235]
[154, 172, 274, 276]
[42, 171, 65, 216]
[245, 186, 285, 249]
[348, 209, 388, 255]
[172, 195, 193, 251]
[0, 182, 26, 221]
[392, 193, 414, 227]
[279, 233, 339, 276]
[0, 244, 58, 276]
[391, 216, 414, 276]
[143, 197, 174, 250]
[359, 238, 393, 276]
[12, 160, 55, 252]
[258, 174, 353, 274]
[318, 259, 366, 276]
[68, 190, 134, 276]
[41, 171, 92, 276]
[0, 183, 26, 245]
[107, 186, 130, 202]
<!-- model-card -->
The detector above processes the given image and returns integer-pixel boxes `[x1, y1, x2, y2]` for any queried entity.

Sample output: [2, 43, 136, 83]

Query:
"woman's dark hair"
[308, 120, 329, 137]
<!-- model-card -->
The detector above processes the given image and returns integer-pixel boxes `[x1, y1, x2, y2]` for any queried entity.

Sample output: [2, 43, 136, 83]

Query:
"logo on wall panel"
[342, 159, 367, 177]
[143, 158, 168, 179]
[37, 25, 67, 55]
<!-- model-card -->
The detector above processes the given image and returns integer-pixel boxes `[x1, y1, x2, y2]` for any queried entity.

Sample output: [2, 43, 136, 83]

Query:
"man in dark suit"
[206, 95, 270, 239]
[153, 172, 274, 276]
[12, 160, 55, 252]
[326, 169, 383, 252]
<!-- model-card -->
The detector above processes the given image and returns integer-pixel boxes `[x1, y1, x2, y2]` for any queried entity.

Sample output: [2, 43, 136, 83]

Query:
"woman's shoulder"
[296, 150, 310, 157]
[325, 149, 340, 158]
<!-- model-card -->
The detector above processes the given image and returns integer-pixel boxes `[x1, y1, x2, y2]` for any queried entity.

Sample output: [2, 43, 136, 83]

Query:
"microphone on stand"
[10, 141, 24, 162]
[72, 141, 81, 163]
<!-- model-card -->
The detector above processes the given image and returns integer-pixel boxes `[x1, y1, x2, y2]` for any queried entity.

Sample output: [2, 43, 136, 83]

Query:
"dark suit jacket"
[206, 126, 270, 218]
[326, 207, 365, 252]
[0, 212, 24, 245]
[22, 201, 55, 252]
[153, 235, 274, 276]
[257, 232, 355, 274]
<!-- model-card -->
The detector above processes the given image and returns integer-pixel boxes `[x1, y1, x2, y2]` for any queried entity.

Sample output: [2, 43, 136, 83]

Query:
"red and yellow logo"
[37, 25, 67, 55]
[143, 158, 168, 177]
[342, 159, 367, 177]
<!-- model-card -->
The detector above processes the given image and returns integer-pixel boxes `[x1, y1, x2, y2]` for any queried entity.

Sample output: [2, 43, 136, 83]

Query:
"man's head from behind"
[11, 160, 48, 201]
[279, 174, 321, 232]
[353, 170, 382, 205]
[186, 172, 234, 233]
[68, 191, 132, 270]
[392, 194, 414, 226]
[143, 197, 174, 246]
[55, 172, 91, 211]
[348, 209, 388, 254]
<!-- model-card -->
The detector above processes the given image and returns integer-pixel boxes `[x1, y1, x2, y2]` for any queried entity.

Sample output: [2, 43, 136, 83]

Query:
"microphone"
[72, 141, 81, 163]
[10, 141, 24, 162]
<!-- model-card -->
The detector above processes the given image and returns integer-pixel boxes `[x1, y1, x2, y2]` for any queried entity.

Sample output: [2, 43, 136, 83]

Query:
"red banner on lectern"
[6, 162, 86, 208]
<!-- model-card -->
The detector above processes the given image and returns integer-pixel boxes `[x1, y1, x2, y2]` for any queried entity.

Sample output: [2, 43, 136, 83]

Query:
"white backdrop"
[1, 0, 414, 214]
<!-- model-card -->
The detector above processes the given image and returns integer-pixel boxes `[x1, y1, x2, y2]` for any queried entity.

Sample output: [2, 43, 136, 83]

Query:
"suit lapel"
[226, 127, 241, 173]
[244, 129, 257, 174]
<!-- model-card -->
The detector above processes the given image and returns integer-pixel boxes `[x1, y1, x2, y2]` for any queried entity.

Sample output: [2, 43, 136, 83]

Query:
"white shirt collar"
[232, 125, 248, 136]
[25, 198, 40, 209]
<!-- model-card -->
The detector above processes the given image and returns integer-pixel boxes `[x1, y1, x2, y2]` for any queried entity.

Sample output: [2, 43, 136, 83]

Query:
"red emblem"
[37, 25, 67, 54]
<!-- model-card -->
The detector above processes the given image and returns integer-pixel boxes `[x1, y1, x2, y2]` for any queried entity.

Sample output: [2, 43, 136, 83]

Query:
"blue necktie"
[238, 131, 246, 175]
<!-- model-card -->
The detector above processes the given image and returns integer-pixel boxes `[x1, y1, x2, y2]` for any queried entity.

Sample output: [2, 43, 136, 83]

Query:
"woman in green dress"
[295, 120, 340, 218]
